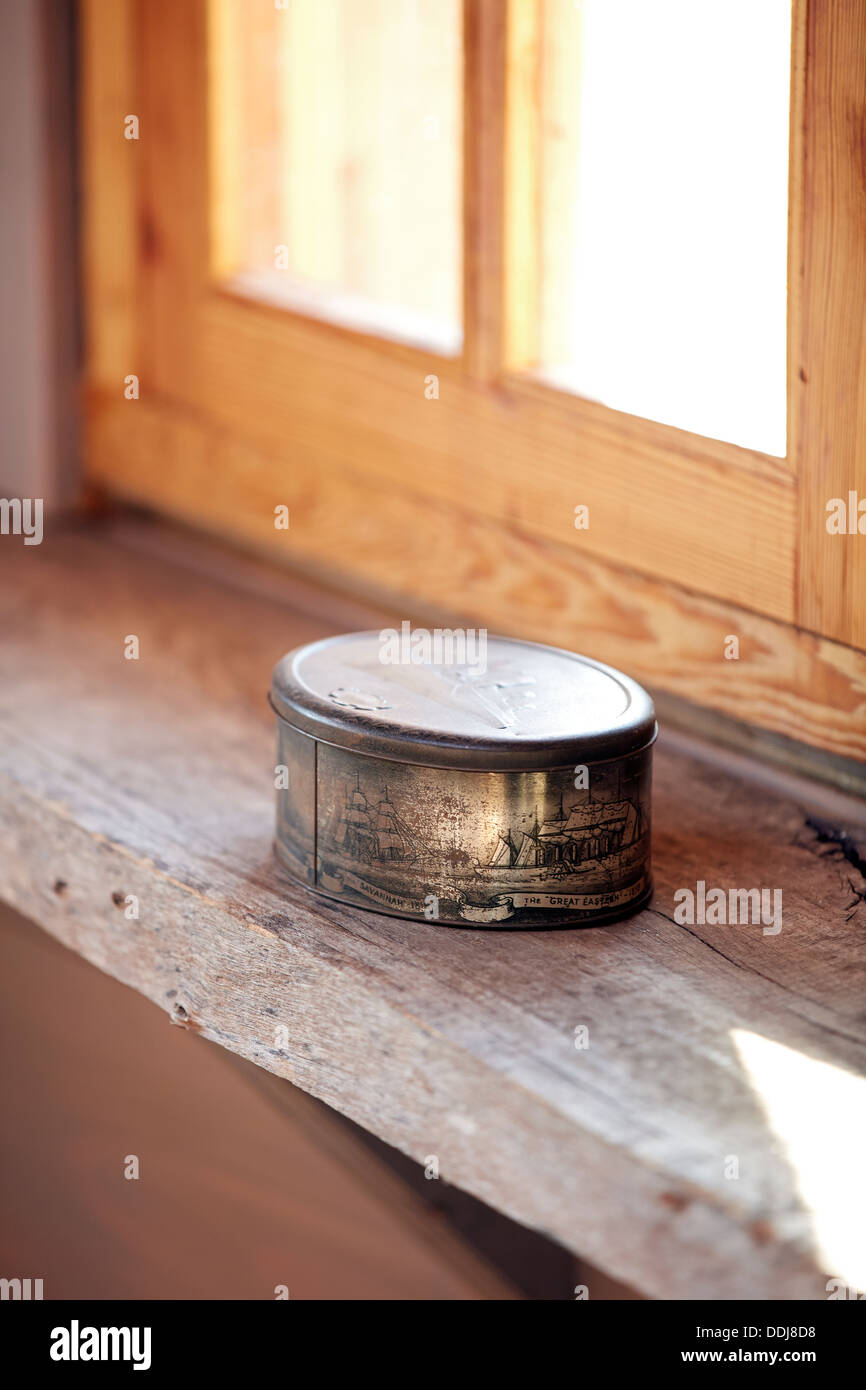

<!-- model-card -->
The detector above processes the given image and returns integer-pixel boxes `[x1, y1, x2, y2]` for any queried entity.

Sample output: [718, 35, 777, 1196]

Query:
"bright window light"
[733, 1028, 866, 1290]
[541, 0, 791, 456]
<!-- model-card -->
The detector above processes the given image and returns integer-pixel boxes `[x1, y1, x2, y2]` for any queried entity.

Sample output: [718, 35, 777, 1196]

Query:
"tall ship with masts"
[333, 776, 427, 865]
[322, 766, 649, 917]
[477, 785, 647, 890]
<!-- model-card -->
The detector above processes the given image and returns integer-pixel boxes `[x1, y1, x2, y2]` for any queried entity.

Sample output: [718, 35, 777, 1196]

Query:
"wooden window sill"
[1, 517, 864, 1300]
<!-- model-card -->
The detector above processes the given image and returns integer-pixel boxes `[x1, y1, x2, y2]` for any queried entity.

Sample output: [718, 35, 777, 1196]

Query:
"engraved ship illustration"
[476, 790, 646, 887]
[323, 768, 648, 920]
[333, 776, 425, 865]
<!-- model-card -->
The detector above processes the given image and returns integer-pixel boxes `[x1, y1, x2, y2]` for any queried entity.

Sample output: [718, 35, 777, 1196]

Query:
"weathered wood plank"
[1, 523, 865, 1299]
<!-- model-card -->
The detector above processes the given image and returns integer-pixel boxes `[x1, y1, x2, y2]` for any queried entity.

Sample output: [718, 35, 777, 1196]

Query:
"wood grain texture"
[784, 0, 808, 480]
[503, 0, 539, 369]
[1, 523, 865, 1299]
[464, 0, 507, 379]
[86, 394, 866, 763]
[137, 0, 208, 399]
[79, 0, 137, 385]
[796, 0, 866, 648]
[114, 280, 800, 623]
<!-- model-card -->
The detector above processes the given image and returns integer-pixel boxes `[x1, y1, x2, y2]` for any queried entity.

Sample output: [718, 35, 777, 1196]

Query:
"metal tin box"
[270, 631, 656, 927]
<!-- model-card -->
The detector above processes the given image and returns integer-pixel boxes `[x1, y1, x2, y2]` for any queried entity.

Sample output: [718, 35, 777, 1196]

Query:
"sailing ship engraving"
[333, 775, 426, 864]
[327, 770, 647, 892]
[478, 788, 646, 889]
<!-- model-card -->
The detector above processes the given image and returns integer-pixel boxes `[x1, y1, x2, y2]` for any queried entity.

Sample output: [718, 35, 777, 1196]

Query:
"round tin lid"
[270, 631, 656, 771]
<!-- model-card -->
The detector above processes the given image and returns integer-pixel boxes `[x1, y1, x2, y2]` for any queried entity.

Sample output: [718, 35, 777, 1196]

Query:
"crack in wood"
[802, 816, 866, 920]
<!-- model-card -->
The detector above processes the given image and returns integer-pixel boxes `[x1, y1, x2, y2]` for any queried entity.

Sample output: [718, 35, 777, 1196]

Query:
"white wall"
[0, 0, 78, 507]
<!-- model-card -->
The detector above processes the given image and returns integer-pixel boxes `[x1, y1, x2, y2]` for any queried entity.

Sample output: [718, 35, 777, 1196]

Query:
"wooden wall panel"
[86, 393, 866, 765]
[79, 0, 137, 386]
[796, 0, 866, 649]
[464, 0, 507, 378]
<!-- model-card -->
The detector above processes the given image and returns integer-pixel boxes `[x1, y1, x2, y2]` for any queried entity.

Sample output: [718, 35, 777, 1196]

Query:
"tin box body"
[270, 632, 656, 928]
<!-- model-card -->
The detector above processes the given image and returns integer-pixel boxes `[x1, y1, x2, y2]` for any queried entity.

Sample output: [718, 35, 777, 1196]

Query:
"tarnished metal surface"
[271, 632, 656, 927]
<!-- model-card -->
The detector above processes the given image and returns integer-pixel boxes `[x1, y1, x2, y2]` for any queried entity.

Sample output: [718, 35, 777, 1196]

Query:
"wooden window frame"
[80, 0, 866, 762]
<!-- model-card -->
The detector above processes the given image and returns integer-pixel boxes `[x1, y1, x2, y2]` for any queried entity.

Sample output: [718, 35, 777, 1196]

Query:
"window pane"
[531, 0, 791, 456]
[210, 0, 462, 353]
